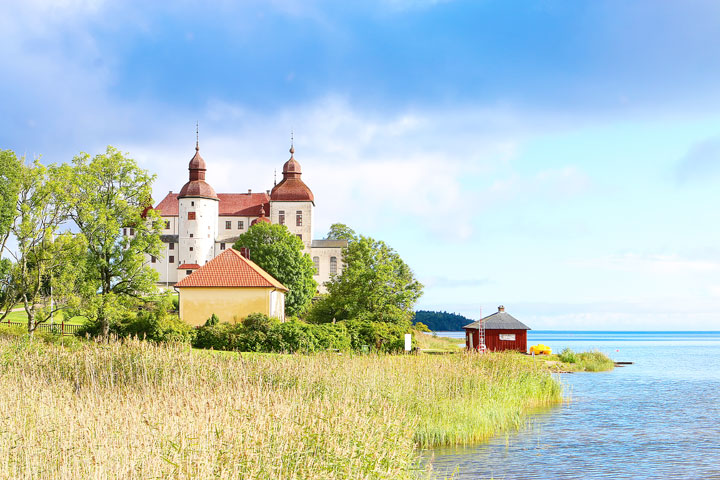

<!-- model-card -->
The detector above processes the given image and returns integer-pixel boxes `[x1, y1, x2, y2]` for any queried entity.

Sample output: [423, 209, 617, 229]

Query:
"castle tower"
[177, 139, 219, 278]
[269, 144, 314, 249]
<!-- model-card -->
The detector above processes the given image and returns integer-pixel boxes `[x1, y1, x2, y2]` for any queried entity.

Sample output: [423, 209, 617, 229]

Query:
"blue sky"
[3, 0, 720, 329]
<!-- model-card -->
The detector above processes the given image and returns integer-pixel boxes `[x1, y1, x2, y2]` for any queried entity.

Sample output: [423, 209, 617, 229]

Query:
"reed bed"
[0, 337, 561, 479]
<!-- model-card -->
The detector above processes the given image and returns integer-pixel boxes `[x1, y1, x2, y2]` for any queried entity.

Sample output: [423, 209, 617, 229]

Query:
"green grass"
[544, 348, 615, 372]
[1, 309, 86, 325]
[414, 330, 465, 352]
[0, 337, 562, 479]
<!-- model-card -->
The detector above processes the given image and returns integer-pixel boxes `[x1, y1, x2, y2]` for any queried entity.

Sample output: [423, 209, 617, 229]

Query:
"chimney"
[247, 189, 252, 194]
[266, 189, 270, 195]
[239, 247, 250, 259]
[498, 305, 505, 312]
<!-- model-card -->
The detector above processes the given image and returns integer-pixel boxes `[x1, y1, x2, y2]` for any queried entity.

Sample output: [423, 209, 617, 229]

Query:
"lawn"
[2, 309, 86, 326]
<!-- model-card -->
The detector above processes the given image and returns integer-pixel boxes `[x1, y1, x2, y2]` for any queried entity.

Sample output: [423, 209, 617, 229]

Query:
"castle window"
[130, 228, 135, 236]
[313, 256, 319, 274]
[189, 234, 193, 238]
[169, 243, 174, 250]
[191, 201, 194, 206]
[296, 211, 302, 227]
[330, 256, 337, 275]
[225, 221, 231, 230]
[169, 256, 174, 263]
[123, 228, 127, 236]
[279, 210, 285, 225]
[188, 211, 196, 220]
[220, 243, 226, 250]
[151, 256, 156, 263]
[165, 221, 170, 229]
[238, 221, 243, 229]
[189, 247, 194, 252]
[186, 270, 192, 275]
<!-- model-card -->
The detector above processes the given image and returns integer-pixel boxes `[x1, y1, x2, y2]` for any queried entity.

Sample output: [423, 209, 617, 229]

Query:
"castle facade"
[142, 141, 346, 292]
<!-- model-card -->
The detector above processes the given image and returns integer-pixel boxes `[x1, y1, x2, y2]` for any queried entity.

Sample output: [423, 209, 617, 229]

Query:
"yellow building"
[175, 248, 288, 326]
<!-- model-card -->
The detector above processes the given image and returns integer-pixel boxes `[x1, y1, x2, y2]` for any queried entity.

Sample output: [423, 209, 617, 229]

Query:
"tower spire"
[195, 121, 199, 152]
[290, 130, 294, 156]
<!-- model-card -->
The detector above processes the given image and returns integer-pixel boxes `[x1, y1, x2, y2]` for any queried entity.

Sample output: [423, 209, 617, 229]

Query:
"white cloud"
[570, 253, 720, 275]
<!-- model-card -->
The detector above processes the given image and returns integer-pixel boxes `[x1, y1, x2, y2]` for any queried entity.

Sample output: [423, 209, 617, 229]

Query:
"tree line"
[412, 310, 473, 331]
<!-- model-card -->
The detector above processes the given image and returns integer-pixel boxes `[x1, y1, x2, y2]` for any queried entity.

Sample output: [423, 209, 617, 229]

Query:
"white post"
[404, 333, 412, 352]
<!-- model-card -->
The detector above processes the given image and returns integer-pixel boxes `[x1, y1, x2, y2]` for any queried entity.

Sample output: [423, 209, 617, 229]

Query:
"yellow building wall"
[178, 287, 284, 326]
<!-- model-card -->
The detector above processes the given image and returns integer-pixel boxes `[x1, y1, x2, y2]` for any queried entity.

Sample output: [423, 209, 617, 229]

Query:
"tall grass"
[0, 337, 561, 479]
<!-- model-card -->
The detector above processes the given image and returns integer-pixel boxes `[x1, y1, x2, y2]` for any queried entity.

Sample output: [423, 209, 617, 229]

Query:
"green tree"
[65, 146, 163, 338]
[308, 233, 423, 325]
[233, 222, 317, 316]
[325, 223, 357, 242]
[0, 150, 22, 322]
[10, 160, 84, 333]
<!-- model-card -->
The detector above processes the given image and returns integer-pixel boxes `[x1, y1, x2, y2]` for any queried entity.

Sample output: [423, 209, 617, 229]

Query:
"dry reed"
[0, 337, 561, 479]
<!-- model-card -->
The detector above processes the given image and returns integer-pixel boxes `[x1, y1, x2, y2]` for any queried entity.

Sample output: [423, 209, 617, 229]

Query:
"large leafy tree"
[10, 160, 84, 333]
[65, 146, 163, 337]
[233, 222, 317, 317]
[0, 150, 22, 321]
[308, 228, 423, 325]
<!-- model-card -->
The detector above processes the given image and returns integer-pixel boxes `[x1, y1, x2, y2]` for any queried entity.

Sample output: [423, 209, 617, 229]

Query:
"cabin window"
[151, 256, 156, 263]
[165, 221, 170, 229]
[313, 256, 319, 274]
[220, 243, 226, 250]
[225, 221, 231, 229]
[188, 211, 196, 220]
[169, 256, 174, 263]
[169, 243, 174, 250]
[330, 256, 337, 275]
[296, 211, 302, 227]
[279, 210, 285, 225]
[499, 334, 516, 341]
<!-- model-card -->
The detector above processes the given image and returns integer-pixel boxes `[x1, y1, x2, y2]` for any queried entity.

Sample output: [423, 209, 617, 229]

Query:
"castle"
[142, 139, 346, 292]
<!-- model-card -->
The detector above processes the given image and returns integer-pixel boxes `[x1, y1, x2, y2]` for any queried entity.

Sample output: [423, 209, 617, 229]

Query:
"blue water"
[425, 331, 720, 479]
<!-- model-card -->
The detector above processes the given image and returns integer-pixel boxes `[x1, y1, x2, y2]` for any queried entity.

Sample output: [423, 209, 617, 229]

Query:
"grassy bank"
[544, 348, 615, 372]
[0, 337, 561, 479]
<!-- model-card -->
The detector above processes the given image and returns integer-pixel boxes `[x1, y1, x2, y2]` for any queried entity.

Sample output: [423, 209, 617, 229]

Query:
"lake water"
[424, 331, 720, 479]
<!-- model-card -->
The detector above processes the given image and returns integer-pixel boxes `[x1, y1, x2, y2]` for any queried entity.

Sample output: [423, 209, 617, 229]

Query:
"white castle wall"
[178, 197, 219, 267]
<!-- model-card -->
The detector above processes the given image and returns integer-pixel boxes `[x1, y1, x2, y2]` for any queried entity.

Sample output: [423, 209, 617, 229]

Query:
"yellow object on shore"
[530, 344, 552, 355]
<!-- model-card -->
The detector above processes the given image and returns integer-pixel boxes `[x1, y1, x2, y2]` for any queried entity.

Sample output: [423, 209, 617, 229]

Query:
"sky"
[3, 0, 720, 330]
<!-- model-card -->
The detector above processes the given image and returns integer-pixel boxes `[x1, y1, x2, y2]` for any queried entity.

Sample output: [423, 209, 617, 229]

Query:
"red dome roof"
[270, 146, 314, 203]
[178, 144, 218, 200]
[251, 204, 271, 226]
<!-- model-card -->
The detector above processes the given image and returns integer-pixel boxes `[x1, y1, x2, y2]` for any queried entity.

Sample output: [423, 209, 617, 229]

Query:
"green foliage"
[76, 294, 194, 344]
[233, 222, 317, 316]
[575, 350, 615, 372]
[11, 159, 85, 333]
[344, 318, 410, 353]
[558, 347, 578, 363]
[308, 231, 423, 325]
[65, 146, 163, 337]
[325, 223, 357, 242]
[413, 310, 472, 331]
[414, 321, 431, 332]
[0, 150, 21, 254]
[204, 313, 220, 326]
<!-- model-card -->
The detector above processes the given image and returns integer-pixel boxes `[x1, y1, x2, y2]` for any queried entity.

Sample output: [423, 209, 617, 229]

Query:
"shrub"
[558, 347, 578, 364]
[414, 322, 431, 332]
[204, 313, 220, 327]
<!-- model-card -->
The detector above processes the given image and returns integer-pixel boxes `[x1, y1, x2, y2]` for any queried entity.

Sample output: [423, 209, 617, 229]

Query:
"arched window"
[330, 256, 337, 275]
[313, 256, 320, 274]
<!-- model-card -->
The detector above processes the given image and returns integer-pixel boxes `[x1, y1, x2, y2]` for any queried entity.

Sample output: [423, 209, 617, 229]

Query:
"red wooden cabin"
[463, 306, 530, 352]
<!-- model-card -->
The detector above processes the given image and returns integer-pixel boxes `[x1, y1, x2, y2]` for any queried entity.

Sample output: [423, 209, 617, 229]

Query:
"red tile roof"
[175, 249, 288, 291]
[153, 192, 270, 217]
[177, 263, 201, 269]
[270, 154, 314, 203]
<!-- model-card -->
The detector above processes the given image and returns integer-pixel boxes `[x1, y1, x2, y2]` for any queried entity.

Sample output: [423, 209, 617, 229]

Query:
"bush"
[344, 318, 410, 353]
[76, 297, 195, 344]
[558, 347, 578, 364]
[413, 322, 431, 333]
